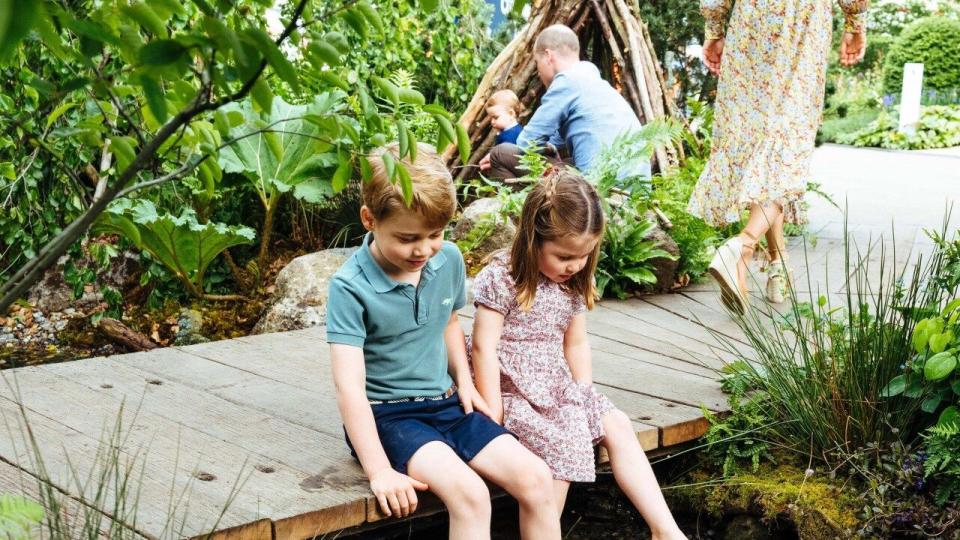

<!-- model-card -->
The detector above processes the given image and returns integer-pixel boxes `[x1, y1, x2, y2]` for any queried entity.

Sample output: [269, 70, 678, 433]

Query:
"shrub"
[837, 105, 960, 149]
[882, 17, 960, 96]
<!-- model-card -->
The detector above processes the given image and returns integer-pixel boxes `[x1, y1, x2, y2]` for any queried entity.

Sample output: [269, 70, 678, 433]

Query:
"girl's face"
[487, 104, 517, 130]
[537, 233, 600, 283]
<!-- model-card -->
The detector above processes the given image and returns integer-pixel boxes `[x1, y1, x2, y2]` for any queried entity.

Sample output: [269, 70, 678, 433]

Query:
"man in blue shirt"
[478, 24, 643, 179]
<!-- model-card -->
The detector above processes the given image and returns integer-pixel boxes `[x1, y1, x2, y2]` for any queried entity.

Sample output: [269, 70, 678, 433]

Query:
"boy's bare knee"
[445, 470, 491, 517]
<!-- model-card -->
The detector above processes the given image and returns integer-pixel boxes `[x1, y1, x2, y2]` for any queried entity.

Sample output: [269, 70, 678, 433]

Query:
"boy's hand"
[478, 153, 492, 171]
[456, 380, 496, 419]
[369, 467, 428, 518]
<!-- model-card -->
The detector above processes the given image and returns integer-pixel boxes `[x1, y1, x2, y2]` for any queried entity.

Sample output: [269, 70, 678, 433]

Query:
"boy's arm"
[469, 306, 507, 423]
[331, 343, 427, 517]
[516, 76, 573, 151]
[443, 312, 494, 418]
[563, 313, 593, 385]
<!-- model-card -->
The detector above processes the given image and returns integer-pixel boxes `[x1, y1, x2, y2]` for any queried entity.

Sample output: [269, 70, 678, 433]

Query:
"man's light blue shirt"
[516, 61, 644, 175]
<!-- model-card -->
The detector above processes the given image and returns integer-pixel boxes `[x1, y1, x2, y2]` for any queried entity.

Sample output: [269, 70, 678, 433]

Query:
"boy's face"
[487, 104, 517, 130]
[361, 205, 445, 276]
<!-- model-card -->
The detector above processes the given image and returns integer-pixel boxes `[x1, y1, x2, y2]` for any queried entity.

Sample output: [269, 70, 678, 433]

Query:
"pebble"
[1, 306, 89, 363]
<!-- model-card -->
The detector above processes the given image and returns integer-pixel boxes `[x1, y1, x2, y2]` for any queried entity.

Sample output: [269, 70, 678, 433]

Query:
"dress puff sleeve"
[472, 257, 515, 315]
[838, 0, 868, 34]
[701, 0, 733, 40]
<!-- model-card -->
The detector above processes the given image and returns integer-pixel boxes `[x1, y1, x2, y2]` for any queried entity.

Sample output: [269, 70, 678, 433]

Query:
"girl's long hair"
[509, 167, 605, 310]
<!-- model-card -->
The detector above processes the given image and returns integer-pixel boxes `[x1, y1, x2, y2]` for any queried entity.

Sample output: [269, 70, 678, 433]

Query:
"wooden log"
[95, 317, 157, 351]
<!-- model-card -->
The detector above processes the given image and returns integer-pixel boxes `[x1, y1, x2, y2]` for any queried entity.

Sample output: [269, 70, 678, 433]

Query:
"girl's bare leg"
[765, 211, 786, 262]
[553, 479, 570, 516]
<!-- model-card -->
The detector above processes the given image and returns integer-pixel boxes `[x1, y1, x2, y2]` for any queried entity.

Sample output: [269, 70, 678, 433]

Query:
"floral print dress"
[469, 254, 616, 482]
[688, 0, 869, 226]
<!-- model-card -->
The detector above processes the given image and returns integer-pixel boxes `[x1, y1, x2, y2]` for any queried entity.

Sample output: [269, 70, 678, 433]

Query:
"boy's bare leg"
[599, 410, 687, 540]
[407, 441, 492, 540]
[469, 434, 562, 540]
[553, 480, 570, 515]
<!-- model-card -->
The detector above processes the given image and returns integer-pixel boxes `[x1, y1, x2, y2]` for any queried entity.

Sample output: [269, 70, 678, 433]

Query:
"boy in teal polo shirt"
[327, 143, 560, 538]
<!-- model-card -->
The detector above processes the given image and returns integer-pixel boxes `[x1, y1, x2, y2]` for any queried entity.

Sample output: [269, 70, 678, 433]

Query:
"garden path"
[0, 145, 954, 539]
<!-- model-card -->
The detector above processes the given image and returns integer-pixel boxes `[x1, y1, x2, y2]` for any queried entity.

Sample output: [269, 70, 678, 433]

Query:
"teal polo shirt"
[326, 233, 467, 401]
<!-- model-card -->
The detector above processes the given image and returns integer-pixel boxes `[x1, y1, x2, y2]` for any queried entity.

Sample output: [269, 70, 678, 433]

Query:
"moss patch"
[668, 463, 862, 539]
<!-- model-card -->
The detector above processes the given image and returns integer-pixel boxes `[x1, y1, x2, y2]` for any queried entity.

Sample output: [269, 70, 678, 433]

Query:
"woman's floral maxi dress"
[469, 254, 615, 482]
[688, 0, 868, 226]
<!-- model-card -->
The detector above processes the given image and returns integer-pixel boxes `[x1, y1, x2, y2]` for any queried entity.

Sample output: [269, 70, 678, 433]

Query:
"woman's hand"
[840, 31, 866, 67]
[369, 467, 429, 518]
[703, 38, 725, 76]
[456, 378, 497, 419]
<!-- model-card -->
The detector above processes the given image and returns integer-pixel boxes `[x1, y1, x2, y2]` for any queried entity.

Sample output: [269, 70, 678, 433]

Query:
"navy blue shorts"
[345, 392, 512, 474]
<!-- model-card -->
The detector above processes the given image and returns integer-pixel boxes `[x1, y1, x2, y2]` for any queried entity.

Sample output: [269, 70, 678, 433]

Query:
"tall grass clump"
[712, 214, 960, 463]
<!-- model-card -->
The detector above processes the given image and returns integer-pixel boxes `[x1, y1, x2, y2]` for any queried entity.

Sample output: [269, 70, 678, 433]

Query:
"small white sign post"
[898, 62, 924, 135]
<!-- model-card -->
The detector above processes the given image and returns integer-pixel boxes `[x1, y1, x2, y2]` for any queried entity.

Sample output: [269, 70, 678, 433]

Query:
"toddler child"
[486, 89, 524, 145]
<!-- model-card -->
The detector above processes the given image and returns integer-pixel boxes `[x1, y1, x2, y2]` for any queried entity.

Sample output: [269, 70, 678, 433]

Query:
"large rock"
[26, 249, 141, 313]
[643, 210, 680, 293]
[450, 198, 517, 266]
[252, 247, 358, 334]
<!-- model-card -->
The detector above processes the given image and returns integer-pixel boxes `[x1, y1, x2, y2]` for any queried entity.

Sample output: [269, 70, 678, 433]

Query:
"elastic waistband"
[369, 385, 457, 405]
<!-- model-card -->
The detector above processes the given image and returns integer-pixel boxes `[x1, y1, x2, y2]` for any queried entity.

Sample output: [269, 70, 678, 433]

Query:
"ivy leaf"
[139, 39, 187, 66]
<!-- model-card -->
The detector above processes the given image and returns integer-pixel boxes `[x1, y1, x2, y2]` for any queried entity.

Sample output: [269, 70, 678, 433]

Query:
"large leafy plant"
[92, 199, 255, 300]
[0, 0, 469, 311]
[596, 214, 674, 299]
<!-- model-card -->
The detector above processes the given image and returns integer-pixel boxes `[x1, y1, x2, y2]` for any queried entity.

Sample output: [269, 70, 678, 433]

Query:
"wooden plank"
[597, 384, 710, 447]
[37, 356, 370, 536]
[590, 349, 726, 411]
[640, 293, 749, 346]
[1, 363, 352, 538]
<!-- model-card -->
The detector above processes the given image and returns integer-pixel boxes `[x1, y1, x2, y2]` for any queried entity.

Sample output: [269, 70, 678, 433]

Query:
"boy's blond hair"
[485, 89, 525, 117]
[534, 24, 580, 57]
[364, 142, 456, 229]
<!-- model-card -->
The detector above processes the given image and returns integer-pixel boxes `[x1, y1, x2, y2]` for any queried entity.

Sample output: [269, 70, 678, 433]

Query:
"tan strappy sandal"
[708, 232, 756, 315]
[765, 259, 793, 304]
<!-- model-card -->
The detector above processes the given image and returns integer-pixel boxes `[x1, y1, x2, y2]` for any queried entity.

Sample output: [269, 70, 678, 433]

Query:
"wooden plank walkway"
[0, 229, 927, 539]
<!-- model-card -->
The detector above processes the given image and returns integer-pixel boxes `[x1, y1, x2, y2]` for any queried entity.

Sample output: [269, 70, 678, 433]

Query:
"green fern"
[702, 390, 775, 478]
[923, 422, 960, 505]
[0, 494, 44, 539]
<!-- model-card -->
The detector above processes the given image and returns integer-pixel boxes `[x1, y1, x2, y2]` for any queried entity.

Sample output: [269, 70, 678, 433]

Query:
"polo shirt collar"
[358, 232, 448, 293]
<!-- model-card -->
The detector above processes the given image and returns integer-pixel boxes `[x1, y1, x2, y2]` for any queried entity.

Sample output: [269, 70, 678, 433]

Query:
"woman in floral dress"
[689, 0, 869, 311]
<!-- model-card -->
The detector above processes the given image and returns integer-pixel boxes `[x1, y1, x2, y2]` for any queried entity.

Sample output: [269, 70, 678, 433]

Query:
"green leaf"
[455, 122, 470, 165]
[93, 199, 254, 295]
[324, 31, 350, 54]
[397, 163, 413, 206]
[294, 178, 335, 203]
[398, 88, 426, 106]
[360, 155, 373, 183]
[407, 127, 418, 163]
[432, 113, 457, 149]
[942, 298, 960, 318]
[0, 0, 39, 62]
[342, 8, 368, 39]
[381, 152, 396, 182]
[880, 374, 906, 397]
[904, 374, 924, 398]
[214, 109, 231, 138]
[46, 101, 77, 129]
[622, 266, 657, 284]
[123, 2, 168, 38]
[218, 96, 338, 203]
[930, 331, 955, 354]
[0, 493, 44, 537]
[953, 379, 960, 395]
[419, 0, 439, 11]
[139, 39, 187, 66]
[241, 28, 300, 93]
[925, 352, 957, 382]
[202, 15, 246, 67]
[397, 120, 409, 159]
[355, 1, 385, 35]
[109, 136, 137, 173]
[938, 405, 960, 426]
[332, 153, 352, 193]
[317, 71, 349, 91]
[921, 393, 943, 413]
[250, 78, 273, 114]
[914, 319, 933, 354]
[139, 73, 168, 123]
[371, 76, 399, 108]
[308, 40, 341, 67]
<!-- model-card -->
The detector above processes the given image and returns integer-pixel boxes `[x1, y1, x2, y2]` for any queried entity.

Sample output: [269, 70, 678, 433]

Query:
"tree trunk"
[444, 0, 679, 182]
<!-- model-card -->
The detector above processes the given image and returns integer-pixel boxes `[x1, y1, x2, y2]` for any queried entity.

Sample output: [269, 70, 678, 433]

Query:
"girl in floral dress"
[469, 169, 686, 540]
[690, 0, 869, 311]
